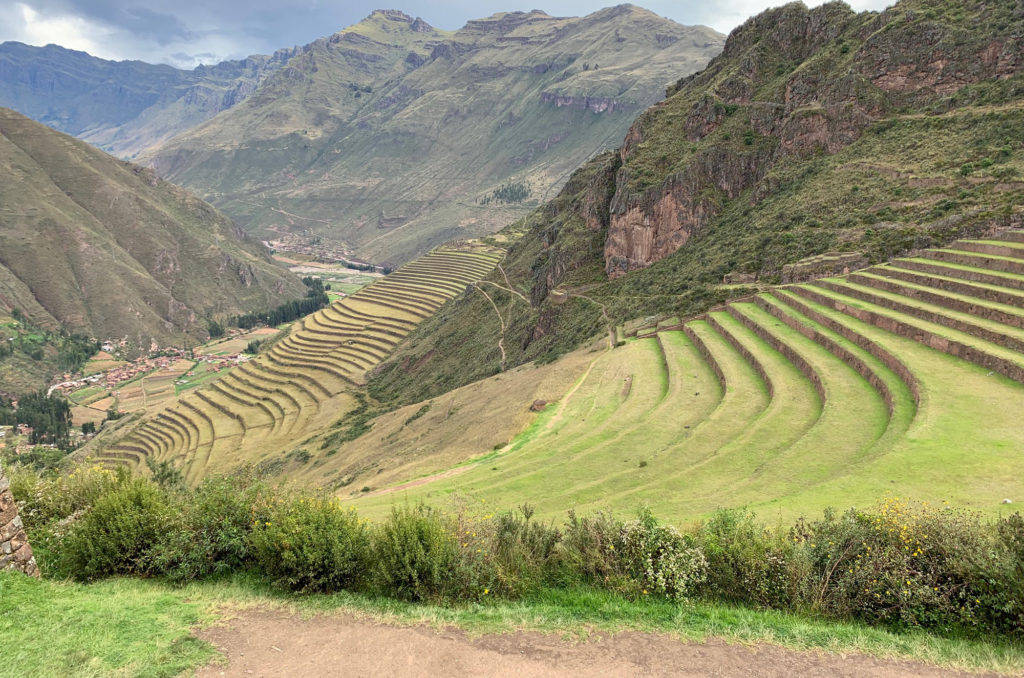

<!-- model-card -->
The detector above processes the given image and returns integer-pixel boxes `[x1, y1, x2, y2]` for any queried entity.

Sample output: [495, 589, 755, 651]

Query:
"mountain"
[0, 41, 297, 158]
[0, 107, 306, 352]
[144, 7, 724, 265]
[368, 0, 1024, 406]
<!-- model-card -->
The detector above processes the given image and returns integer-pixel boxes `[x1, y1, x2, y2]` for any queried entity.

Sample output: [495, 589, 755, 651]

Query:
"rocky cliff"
[369, 0, 1024, 406]
[604, 0, 1023, 277]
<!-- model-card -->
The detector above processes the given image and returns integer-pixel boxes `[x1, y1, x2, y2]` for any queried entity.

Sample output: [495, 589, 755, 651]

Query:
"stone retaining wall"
[791, 286, 1024, 385]
[0, 462, 40, 578]
[814, 280, 1024, 354]
[754, 294, 897, 417]
[848, 273, 1024, 330]
[725, 304, 828, 403]
[878, 266, 1024, 306]
[893, 259, 1024, 292]
[705, 313, 776, 399]
[682, 324, 727, 390]
[773, 289, 921, 406]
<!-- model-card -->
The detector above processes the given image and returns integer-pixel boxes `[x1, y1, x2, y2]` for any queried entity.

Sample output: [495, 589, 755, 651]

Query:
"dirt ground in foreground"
[195, 610, 996, 678]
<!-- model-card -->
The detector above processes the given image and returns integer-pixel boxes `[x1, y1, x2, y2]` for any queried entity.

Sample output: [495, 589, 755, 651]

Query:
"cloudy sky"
[0, 0, 895, 69]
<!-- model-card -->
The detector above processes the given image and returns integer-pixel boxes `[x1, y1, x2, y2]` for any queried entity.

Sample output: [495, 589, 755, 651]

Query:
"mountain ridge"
[142, 6, 724, 265]
[0, 107, 306, 354]
[0, 40, 300, 157]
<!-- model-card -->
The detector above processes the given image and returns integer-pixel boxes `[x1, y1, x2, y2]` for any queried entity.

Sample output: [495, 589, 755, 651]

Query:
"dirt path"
[196, 610, 989, 678]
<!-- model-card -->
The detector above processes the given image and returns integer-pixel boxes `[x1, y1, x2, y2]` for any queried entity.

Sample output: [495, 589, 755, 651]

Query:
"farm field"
[93, 244, 505, 483]
[354, 229, 1024, 522]
[80, 352, 127, 376]
[198, 327, 282, 357]
[272, 254, 379, 300]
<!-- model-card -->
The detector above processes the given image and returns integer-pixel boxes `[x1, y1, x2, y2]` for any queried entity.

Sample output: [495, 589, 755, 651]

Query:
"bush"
[696, 509, 810, 608]
[57, 478, 171, 580]
[371, 505, 462, 601]
[555, 509, 624, 587]
[12, 465, 127, 529]
[618, 508, 707, 601]
[249, 493, 369, 593]
[800, 499, 1024, 635]
[152, 474, 272, 583]
[490, 504, 561, 596]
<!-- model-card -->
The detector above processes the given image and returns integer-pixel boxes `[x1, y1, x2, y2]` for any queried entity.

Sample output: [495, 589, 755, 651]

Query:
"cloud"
[0, 0, 899, 68]
[5, 2, 116, 58]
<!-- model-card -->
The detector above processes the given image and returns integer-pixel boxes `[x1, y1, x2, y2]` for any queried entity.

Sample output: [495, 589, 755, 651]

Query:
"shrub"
[697, 509, 810, 608]
[800, 499, 1023, 636]
[12, 465, 127, 529]
[371, 505, 462, 601]
[57, 478, 171, 581]
[618, 508, 707, 601]
[249, 494, 369, 593]
[555, 509, 624, 587]
[152, 474, 272, 583]
[490, 504, 561, 596]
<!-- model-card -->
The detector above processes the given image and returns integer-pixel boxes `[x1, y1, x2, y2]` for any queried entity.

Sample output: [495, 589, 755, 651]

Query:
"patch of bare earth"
[195, 610, 991, 677]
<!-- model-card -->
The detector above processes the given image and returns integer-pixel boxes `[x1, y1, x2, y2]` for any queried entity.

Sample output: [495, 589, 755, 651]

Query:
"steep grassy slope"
[0, 41, 296, 157]
[355, 227, 1024, 522]
[145, 7, 724, 265]
[370, 0, 1024, 406]
[0, 107, 305, 352]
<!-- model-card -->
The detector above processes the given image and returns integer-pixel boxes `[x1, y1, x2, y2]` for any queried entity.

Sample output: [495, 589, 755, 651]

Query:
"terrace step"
[920, 249, 1024, 276]
[724, 302, 891, 480]
[815, 278, 1024, 353]
[352, 290, 438, 317]
[995, 229, 1024, 244]
[757, 293, 917, 443]
[772, 289, 920, 406]
[891, 258, 1024, 292]
[869, 264, 1024, 307]
[847, 271, 1024, 329]
[792, 284, 1024, 384]
[953, 239, 1024, 261]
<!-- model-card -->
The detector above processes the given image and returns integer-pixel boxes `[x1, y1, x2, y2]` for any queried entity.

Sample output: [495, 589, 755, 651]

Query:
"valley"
[2, 0, 1024, 674]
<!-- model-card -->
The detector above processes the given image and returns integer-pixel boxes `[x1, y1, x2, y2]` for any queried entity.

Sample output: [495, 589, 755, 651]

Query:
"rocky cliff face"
[603, 0, 1024, 277]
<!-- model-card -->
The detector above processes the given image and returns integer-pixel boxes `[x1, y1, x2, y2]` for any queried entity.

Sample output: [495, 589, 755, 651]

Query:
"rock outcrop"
[603, 0, 1024, 277]
[0, 462, 39, 578]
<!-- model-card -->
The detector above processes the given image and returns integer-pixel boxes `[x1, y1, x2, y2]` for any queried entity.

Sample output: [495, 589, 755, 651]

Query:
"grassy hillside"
[370, 0, 1024, 406]
[0, 107, 306, 359]
[0, 41, 296, 157]
[145, 7, 724, 265]
[357, 227, 1024, 523]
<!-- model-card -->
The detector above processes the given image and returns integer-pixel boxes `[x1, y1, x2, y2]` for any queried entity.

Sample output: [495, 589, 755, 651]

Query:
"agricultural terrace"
[356, 229, 1024, 522]
[93, 245, 504, 483]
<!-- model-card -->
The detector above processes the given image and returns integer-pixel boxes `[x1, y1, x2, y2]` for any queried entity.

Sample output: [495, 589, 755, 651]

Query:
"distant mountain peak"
[368, 9, 414, 22]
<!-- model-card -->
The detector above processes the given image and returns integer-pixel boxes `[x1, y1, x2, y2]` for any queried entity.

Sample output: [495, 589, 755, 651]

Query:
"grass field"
[354, 230, 1024, 523]
[4, 571, 1023, 677]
